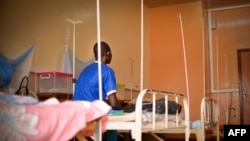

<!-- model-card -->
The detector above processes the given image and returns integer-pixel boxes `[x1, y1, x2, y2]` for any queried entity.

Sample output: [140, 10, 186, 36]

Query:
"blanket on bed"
[0, 93, 111, 141]
[123, 98, 182, 114]
[143, 98, 182, 114]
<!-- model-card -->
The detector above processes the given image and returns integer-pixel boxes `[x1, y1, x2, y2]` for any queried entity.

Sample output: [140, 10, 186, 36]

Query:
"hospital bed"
[156, 96, 220, 141]
[106, 89, 190, 141]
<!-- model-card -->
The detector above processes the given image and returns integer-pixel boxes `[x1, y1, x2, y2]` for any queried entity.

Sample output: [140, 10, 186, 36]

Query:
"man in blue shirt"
[73, 41, 121, 141]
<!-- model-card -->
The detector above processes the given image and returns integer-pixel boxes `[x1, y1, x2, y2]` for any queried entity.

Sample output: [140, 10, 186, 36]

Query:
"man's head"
[93, 41, 112, 64]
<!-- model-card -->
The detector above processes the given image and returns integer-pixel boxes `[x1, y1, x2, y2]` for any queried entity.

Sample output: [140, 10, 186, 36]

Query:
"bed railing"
[134, 89, 190, 141]
[200, 97, 220, 141]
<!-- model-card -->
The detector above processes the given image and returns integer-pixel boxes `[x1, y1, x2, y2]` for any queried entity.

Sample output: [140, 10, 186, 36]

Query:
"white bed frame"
[76, 93, 219, 141]
[199, 97, 220, 141]
[106, 89, 190, 141]
[155, 96, 220, 141]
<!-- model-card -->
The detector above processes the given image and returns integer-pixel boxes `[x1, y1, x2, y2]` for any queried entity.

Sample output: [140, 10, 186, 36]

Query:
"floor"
[74, 132, 224, 141]
[116, 133, 224, 141]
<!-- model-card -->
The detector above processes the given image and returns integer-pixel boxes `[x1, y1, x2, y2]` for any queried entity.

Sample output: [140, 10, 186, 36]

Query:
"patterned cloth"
[0, 94, 111, 141]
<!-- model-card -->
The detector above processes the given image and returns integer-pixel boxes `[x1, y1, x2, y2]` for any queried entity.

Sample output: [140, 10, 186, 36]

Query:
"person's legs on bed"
[106, 130, 117, 141]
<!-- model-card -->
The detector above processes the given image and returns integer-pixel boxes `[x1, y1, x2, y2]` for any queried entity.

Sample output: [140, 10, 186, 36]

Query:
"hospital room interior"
[0, 0, 250, 141]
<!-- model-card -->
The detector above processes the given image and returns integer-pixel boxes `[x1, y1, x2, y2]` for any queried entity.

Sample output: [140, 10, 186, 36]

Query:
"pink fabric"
[0, 98, 111, 141]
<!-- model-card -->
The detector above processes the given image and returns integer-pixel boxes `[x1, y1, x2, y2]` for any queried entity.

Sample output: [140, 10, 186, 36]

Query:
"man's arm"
[107, 93, 121, 110]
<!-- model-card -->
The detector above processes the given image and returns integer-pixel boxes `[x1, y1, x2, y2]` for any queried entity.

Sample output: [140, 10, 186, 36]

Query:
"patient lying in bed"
[0, 92, 111, 141]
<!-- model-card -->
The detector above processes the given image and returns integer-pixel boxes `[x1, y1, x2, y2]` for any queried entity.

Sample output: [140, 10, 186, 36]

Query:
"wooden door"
[237, 48, 250, 124]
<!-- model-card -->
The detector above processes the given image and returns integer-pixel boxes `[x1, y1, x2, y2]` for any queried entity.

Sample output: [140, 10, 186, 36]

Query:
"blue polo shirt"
[73, 61, 117, 102]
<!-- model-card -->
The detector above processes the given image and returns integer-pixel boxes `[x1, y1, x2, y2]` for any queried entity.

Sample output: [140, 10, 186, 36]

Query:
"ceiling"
[143, 0, 250, 9]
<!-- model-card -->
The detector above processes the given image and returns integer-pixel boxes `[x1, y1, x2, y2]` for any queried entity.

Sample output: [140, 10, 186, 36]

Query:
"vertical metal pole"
[96, 0, 102, 140]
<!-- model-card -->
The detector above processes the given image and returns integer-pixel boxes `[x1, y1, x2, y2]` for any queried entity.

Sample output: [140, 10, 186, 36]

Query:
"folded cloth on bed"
[108, 111, 135, 122]
[108, 110, 124, 115]
[0, 97, 111, 141]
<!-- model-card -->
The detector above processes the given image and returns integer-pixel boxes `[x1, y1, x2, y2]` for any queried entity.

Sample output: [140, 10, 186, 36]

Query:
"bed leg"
[195, 129, 202, 141]
[216, 123, 220, 141]
[130, 130, 136, 140]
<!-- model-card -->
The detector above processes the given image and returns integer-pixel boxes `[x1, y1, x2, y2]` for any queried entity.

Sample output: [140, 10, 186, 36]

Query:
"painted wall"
[0, 0, 150, 88]
[209, 6, 250, 125]
[149, 2, 204, 120]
